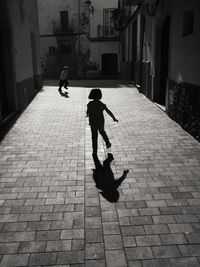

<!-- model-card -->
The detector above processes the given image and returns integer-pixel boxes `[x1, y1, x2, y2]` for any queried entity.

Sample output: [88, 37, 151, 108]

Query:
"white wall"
[90, 41, 119, 69]
[38, 0, 79, 58]
[9, 0, 41, 82]
[90, 0, 118, 38]
[38, 0, 79, 35]
[170, 0, 200, 86]
[40, 37, 58, 57]
[89, 0, 119, 71]
[136, 0, 200, 86]
[38, 0, 90, 64]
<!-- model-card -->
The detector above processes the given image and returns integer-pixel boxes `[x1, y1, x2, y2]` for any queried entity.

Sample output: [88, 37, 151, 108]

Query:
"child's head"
[88, 88, 102, 100]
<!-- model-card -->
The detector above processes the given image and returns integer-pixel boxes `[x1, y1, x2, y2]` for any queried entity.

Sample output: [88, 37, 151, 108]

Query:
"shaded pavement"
[0, 80, 200, 266]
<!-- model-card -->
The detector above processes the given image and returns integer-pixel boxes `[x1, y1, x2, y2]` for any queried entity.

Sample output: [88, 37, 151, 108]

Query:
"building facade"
[38, 0, 91, 79]
[115, 0, 200, 141]
[0, 0, 42, 127]
[38, 0, 120, 79]
[88, 0, 120, 78]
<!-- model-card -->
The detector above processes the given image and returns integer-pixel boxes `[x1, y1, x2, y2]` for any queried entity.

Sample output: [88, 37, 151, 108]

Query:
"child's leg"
[59, 80, 64, 91]
[99, 128, 111, 148]
[64, 80, 68, 89]
[91, 127, 98, 153]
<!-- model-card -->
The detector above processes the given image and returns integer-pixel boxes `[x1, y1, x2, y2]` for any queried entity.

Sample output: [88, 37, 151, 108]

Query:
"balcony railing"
[52, 21, 74, 35]
[96, 24, 119, 38]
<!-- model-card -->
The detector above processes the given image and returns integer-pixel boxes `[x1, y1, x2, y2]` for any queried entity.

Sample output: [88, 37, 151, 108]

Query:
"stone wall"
[167, 80, 200, 142]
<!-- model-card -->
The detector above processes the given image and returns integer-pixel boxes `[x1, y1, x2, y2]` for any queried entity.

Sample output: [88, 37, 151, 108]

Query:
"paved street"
[0, 80, 200, 267]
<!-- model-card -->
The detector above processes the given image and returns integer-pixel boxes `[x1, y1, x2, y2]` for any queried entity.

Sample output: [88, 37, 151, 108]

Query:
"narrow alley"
[0, 82, 200, 266]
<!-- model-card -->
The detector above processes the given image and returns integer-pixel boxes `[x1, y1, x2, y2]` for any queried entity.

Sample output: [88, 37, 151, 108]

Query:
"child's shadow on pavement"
[59, 91, 69, 98]
[92, 153, 129, 202]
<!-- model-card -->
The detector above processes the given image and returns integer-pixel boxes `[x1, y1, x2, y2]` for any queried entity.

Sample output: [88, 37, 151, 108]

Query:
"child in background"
[86, 88, 118, 154]
[58, 66, 69, 93]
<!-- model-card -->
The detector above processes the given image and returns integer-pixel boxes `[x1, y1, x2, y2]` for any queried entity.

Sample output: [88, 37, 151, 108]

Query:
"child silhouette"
[86, 88, 118, 154]
[58, 66, 69, 94]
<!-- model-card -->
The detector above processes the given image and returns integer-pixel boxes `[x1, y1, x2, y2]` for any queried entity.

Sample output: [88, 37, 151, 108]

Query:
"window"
[103, 9, 115, 37]
[60, 10, 69, 32]
[182, 10, 194, 36]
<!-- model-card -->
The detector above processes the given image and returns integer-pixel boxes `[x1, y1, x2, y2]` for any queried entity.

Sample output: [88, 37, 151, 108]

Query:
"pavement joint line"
[0, 81, 199, 266]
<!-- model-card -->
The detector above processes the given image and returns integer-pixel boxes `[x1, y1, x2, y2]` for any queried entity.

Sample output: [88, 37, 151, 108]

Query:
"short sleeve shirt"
[87, 100, 106, 128]
[60, 70, 68, 80]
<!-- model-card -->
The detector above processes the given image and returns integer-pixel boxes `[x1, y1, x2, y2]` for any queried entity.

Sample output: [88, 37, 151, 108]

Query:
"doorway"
[0, 1, 16, 123]
[102, 54, 118, 78]
[155, 16, 170, 106]
[0, 33, 10, 120]
[31, 33, 38, 90]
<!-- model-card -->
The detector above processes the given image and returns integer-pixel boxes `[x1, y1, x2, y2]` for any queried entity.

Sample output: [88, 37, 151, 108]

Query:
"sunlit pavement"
[0, 80, 200, 266]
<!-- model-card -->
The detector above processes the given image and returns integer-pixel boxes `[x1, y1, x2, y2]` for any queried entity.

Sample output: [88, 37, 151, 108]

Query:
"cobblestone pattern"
[0, 82, 200, 266]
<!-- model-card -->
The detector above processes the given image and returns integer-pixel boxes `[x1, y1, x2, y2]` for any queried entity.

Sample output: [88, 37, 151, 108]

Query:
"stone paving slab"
[0, 81, 200, 266]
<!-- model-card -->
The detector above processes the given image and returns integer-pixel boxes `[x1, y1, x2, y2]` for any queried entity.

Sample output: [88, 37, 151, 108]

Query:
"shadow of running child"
[92, 153, 129, 202]
[59, 91, 69, 98]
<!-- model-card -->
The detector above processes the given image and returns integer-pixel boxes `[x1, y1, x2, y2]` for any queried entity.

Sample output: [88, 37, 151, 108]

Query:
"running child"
[86, 88, 118, 154]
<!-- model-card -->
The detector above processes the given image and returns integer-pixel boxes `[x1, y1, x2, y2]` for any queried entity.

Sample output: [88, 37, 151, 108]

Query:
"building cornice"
[89, 36, 119, 42]
[40, 32, 87, 37]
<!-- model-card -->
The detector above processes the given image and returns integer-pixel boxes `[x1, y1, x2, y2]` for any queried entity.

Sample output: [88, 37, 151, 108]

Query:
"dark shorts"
[59, 79, 68, 88]
[89, 118, 104, 130]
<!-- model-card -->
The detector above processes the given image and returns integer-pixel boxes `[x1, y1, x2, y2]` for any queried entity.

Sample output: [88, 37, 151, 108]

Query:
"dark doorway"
[102, 54, 118, 78]
[31, 33, 39, 89]
[0, 1, 16, 123]
[137, 15, 145, 90]
[0, 33, 10, 120]
[155, 16, 170, 106]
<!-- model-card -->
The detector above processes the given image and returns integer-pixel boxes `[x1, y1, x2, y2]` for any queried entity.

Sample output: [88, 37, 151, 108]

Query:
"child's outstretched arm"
[104, 106, 118, 122]
[115, 169, 129, 189]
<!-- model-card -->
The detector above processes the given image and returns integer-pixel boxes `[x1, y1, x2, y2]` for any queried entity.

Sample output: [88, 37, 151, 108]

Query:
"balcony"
[90, 24, 119, 42]
[52, 21, 74, 35]
[125, 0, 157, 5]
